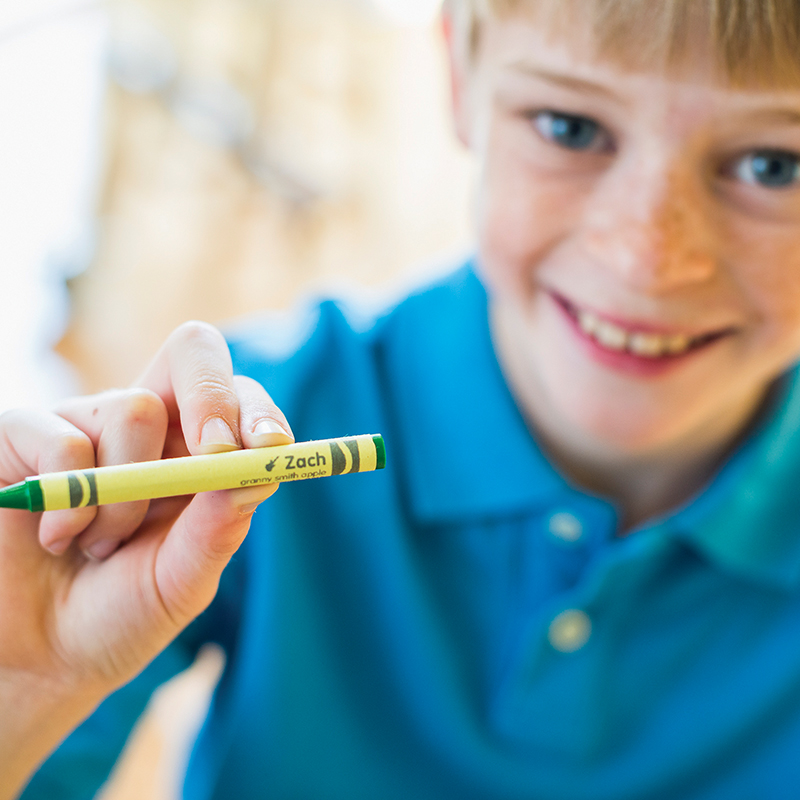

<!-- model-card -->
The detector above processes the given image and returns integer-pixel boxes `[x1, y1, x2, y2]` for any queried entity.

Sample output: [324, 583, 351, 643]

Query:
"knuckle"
[170, 320, 226, 350]
[193, 376, 237, 397]
[190, 383, 241, 427]
[55, 429, 95, 464]
[118, 388, 169, 428]
[191, 382, 240, 422]
[0, 407, 35, 429]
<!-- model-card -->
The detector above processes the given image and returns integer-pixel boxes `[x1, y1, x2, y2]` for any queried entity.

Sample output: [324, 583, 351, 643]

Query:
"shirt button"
[548, 512, 584, 543]
[548, 609, 592, 653]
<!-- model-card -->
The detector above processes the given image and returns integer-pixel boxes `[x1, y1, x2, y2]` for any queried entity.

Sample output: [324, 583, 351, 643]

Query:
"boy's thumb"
[152, 485, 276, 628]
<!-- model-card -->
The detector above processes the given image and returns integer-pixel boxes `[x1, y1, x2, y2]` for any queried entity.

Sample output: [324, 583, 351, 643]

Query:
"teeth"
[666, 334, 691, 355]
[577, 309, 599, 336]
[575, 308, 696, 358]
[628, 332, 665, 357]
[594, 319, 628, 351]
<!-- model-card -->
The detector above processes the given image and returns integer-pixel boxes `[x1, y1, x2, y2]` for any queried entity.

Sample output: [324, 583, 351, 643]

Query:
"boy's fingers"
[234, 375, 294, 449]
[153, 484, 277, 626]
[0, 409, 93, 479]
[151, 376, 290, 610]
[54, 389, 169, 561]
[0, 409, 98, 553]
[135, 321, 242, 456]
[146, 363, 292, 620]
[53, 389, 168, 454]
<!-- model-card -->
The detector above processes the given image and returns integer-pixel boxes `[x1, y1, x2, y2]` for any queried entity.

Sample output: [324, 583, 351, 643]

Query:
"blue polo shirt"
[23, 262, 800, 799]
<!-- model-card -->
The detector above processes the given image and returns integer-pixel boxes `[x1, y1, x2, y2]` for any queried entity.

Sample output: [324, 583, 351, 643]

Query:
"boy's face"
[454, 13, 800, 461]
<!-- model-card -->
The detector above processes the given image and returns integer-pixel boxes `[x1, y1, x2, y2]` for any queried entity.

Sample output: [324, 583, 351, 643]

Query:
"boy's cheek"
[476, 178, 539, 289]
[476, 225, 530, 300]
[477, 160, 586, 296]
[476, 198, 567, 302]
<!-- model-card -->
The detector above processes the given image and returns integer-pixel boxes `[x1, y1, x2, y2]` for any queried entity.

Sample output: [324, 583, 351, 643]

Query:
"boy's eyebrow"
[501, 65, 800, 128]
[504, 62, 621, 101]
[734, 107, 800, 127]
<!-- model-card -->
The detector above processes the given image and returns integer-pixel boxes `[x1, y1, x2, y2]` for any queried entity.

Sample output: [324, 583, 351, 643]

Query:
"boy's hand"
[0, 322, 292, 797]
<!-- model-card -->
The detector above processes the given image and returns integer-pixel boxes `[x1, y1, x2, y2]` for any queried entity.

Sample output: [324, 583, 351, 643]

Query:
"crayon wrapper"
[38, 436, 379, 510]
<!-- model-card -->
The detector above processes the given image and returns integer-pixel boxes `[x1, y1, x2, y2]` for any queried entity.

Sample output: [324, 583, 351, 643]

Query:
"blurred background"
[0, 0, 473, 796]
[1, 0, 473, 403]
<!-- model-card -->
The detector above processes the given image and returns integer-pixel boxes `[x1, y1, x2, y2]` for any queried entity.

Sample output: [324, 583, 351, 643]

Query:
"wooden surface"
[96, 646, 225, 800]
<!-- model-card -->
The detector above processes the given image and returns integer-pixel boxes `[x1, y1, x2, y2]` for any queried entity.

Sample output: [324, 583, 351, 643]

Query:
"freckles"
[729, 228, 800, 298]
[753, 272, 800, 323]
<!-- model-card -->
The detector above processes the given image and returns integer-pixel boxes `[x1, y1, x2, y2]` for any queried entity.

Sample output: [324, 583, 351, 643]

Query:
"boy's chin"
[538, 386, 703, 461]
[570, 417, 688, 460]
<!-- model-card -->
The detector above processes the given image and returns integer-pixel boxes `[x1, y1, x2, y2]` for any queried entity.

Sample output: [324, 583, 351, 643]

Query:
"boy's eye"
[735, 150, 800, 188]
[533, 111, 608, 152]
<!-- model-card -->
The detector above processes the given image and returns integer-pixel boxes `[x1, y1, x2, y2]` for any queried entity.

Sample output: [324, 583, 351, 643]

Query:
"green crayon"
[0, 434, 386, 512]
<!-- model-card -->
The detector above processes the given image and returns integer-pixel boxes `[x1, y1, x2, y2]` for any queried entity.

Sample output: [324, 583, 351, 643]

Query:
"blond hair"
[448, 0, 800, 87]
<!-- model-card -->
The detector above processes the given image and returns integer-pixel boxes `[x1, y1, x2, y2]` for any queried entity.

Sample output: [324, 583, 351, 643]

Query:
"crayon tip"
[0, 480, 32, 511]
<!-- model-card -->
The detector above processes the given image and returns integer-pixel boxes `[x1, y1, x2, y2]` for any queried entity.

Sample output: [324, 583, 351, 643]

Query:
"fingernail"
[200, 417, 239, 453]
[252, 419, 293, 440]
[83, 539, 119, 562]
[46, 539, 71, 556]
[238, 502, 262, 517]
[235, 484, 275, 516]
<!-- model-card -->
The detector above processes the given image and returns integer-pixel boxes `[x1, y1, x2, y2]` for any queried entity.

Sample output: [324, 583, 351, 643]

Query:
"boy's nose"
[582, 158, 717, 293]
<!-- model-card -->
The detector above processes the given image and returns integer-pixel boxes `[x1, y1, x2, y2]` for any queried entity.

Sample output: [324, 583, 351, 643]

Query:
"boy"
[5, 0, 800, 796]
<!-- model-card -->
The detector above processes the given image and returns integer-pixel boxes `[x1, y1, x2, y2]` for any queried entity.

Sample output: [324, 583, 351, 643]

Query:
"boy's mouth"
[552, 294, 733, 360]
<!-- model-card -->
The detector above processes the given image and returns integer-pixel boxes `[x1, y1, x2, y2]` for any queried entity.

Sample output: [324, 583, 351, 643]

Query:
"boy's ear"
[441, 2, 474, 149]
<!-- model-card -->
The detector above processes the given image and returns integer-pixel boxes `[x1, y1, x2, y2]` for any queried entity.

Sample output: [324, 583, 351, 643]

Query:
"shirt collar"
[663, 367, 800, 591]
[387, 261, 574, 524]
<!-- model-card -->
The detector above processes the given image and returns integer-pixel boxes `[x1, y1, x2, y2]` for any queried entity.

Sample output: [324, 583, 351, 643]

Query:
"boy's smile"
[550, 291, 736, 377]
[449, 13, 800, 522]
